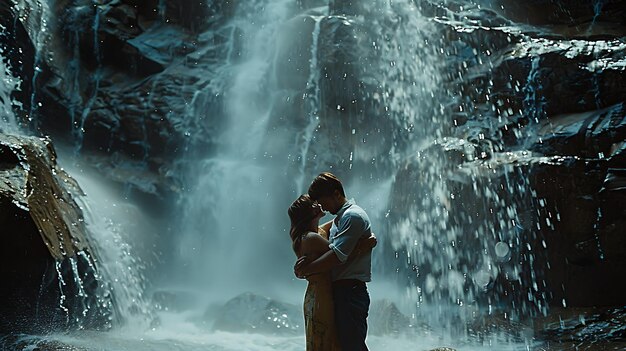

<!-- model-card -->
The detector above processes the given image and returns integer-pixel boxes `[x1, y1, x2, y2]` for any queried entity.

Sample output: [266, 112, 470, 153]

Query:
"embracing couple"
[289, 172, 376, 351]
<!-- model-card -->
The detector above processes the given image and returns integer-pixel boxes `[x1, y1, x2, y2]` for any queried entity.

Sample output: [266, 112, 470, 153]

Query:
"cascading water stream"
[0, 47, 21, 134]
[294, 15, 323, 194]
[5, 0, 53, 133]
[75, 2, 105, 155]
[523, 56, 545, 125]
[68, 165, 154, 329]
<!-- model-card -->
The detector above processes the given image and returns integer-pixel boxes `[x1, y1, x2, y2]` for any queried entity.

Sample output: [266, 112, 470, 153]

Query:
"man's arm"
[327, 211, 367, 262]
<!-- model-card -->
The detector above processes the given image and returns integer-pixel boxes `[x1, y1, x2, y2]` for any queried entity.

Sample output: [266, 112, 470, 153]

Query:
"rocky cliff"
[0, 133, 111, 333]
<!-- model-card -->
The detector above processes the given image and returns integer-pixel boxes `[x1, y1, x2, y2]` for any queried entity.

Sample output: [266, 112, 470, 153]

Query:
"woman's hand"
[294, 255, 309, 279]
[364, 233, 377, 249]
[350, 233, 377, 259]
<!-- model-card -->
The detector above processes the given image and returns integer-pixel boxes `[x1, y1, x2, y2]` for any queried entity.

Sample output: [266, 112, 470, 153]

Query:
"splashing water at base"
[2, 315, 540, 351]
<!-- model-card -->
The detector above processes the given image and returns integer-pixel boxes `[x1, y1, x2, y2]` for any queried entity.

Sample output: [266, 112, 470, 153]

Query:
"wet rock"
[368, 299, 411, 336]
[600, 168, 626, 192]
[529, 158, 626, 307]
[210, 292, 302, 335]
[0, 134, 88, 259]
[0, 133, 111, 333]
[466, 311, 533, 342]
[2, 0, 235, 202]
[531, 102, 626, 157]
[491, 0, 626, 31]
[522, 103, 626, 307]
[538, 306, 626, 343]
[0, 334, 88, 351]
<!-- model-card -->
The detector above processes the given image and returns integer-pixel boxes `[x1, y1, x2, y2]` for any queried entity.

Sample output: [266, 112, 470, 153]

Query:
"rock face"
[1, 0, 235, 201]
[0, 133, 111, 333]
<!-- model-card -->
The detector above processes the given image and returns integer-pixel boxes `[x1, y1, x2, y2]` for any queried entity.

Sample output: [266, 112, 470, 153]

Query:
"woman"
[288, 194, 375, 351]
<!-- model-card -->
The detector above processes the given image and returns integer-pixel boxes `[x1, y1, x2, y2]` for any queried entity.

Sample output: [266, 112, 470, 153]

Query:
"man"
[295, 172, 373, 351]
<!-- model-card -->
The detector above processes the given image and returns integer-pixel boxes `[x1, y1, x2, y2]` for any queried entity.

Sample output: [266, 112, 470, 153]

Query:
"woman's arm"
[296, 233, 338, 278]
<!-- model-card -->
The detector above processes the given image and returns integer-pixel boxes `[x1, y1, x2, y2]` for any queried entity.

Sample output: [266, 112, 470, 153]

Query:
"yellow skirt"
[303, 274, 342, 351]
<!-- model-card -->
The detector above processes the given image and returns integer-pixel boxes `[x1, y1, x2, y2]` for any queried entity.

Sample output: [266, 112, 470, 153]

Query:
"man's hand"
[294, 256, 309, 279]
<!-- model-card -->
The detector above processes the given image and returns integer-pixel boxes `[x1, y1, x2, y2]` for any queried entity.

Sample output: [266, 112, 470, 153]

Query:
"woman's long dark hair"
[288, 194, 316, 256]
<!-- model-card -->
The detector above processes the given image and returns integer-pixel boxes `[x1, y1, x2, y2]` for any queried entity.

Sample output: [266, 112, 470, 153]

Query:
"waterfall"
[175, 0, 300, 301]
[173, 0, 449, 306]
[4, 0, 623, 349]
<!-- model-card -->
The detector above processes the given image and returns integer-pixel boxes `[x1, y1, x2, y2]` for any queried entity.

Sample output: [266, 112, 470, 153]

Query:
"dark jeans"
[332, 280, 370, 351]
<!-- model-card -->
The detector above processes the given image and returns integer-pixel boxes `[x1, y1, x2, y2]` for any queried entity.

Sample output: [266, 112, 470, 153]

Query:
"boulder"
[209, 292, 302, 335]
[0, 133, 111, 333]
[368, 299, 411, 335]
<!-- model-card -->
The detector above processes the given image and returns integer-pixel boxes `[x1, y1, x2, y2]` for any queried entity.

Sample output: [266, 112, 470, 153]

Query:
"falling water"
[593, 207, 605, 260]
[59, 160, 156, 330]
[590, 0, 605, 31]
[61, 1, 105, 155]
[523, 57, 545, 125]
[294, 16, 323, 193]
[75, 3, 104, 155]
[175, 0, 300, 301]
[0, 47, 21, 134]
[16, 0, 50, 131]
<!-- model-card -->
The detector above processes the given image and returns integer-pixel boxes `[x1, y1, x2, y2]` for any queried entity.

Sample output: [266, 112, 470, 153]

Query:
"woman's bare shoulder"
[300, 232, 330, 255]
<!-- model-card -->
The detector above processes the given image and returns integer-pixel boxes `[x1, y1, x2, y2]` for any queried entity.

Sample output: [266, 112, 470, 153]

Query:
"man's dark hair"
[308, 172, 345, 200]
